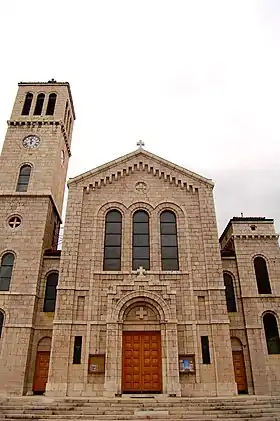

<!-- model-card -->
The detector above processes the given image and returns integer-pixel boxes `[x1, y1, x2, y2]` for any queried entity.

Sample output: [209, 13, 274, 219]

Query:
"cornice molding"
[7, 119, 71, 157]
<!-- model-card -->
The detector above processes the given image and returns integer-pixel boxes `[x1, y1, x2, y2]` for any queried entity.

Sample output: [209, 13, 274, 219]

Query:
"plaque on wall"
[88, 354, 105, 374]
[179, 355, 195, 373]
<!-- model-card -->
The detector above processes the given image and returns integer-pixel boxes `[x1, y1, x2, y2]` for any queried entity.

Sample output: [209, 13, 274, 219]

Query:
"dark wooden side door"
[122, 332, 162, 393]
[232, 350, 248, 394]
[33, 351, 50, 393]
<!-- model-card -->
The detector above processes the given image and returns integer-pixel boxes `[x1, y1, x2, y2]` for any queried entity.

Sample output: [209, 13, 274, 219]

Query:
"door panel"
[232, 350, 248, 393]
[33, 351, 50, 393]
[122, 332, 162, 393]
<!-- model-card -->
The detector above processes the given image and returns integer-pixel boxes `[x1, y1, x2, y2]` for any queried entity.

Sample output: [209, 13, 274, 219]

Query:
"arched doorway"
[33, 337, 51, 394]
[231, 337, 248, 394]
[122, 302, 162, 393]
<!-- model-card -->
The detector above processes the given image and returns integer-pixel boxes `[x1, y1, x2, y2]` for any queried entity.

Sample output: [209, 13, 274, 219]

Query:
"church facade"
[0, 81, 280, 397]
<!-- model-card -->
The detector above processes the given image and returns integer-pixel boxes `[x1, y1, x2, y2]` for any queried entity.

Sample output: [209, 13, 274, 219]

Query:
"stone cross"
[137, 140, 145, 149]
[136, 266, 146, 276]
[136, 307, 148, 320]
[8, 216, 21, 228]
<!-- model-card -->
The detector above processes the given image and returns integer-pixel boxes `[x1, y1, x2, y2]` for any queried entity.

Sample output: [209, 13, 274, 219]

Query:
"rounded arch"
[154, 201, 185, 219]
[112, 290, 172, 323]
[33, 93, 45, 115]
[97, 202, 127, 220]
[0, 251, 15, 291]
[253, 254, 271, 294]
[123, 301, 160, 322]
[128, 201, 154, 217]
[230, 336, 243, 351]
[46, 92, 57, 115]
[262, 311, 280, 354]
[223, 271, 237, 312]
[37, 336, 52, 352]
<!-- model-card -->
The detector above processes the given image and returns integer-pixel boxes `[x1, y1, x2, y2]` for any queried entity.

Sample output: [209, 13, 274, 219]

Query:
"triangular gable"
[68, 149, 213, 191]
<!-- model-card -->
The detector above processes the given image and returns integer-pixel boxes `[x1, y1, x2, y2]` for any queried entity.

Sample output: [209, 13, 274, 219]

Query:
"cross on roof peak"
[137, 140, 145, 149]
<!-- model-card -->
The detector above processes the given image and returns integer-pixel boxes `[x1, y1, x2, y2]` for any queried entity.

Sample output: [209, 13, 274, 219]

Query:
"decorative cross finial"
[137, 140, 145, 149]
[136, 266, 146, 276]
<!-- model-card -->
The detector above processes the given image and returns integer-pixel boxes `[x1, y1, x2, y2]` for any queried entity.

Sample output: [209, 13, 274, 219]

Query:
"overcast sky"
[0, 0, 279, 235]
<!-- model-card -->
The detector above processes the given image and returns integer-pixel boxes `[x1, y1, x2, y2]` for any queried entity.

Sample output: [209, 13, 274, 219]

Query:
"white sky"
[0, 0, 280, 235]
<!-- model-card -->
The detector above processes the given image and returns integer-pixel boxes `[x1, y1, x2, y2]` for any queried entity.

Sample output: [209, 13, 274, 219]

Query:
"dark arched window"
[16, 165, 31, 192]
[64, 101, 68, 123]
[33, 93, 45, 115]
[0, 311, 4, 338]
[133, 210, 150, 270]
[263, 313, 280, 354]
[43, 272, 58, 312]
[160, 210, 179, 270]
[46, 93, 57, 115]
[21, 92, 33, 115]
[254, 256, 271, 294]
[0, 253, 14, 291]
[103, 210, 122, 271]
[223, 273, 237, 312]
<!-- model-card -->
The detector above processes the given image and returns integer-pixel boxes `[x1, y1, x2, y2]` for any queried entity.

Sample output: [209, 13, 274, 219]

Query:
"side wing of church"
[0, 81, 280, 397]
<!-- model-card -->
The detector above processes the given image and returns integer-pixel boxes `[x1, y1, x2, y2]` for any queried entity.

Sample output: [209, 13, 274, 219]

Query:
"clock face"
[22, 135, 40, 149]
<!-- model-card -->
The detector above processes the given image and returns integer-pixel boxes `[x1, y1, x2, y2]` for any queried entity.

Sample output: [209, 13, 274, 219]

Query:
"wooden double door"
[232, 351, 248, 394]
[122, 332, 162, 393]
[33, 351, 50, 394]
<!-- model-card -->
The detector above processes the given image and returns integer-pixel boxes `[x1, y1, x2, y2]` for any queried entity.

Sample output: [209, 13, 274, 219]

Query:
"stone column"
[164, 323, 181, 396]
[104, 322, 120, 396]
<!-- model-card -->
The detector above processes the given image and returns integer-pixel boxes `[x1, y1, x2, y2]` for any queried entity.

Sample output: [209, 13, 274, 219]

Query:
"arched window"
[263, 313, 280, 354]
[223, 273, 237, 312]
[160, 210, 179, 270]
[46, 93, 57, 115]
[16, 164, 31, 192]
[254, 256, 271, 294]
[63, 101, 68, 123]
[43, 272, 58, 312]
[103, 210, 122, 271]
[133, 210, 150, 270]
[21, 92, 33, 115]
[0, 253, 14, 291]
[0, 311, 4, 338]
[33, 93, 45, 115]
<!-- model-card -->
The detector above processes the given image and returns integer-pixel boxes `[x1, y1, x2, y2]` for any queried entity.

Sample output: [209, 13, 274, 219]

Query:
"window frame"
[132, 210, 150, 270]
[43, 272, 58, 312]
[73, 336, 82, 364]
[0, 252, 15, 291]
[21, 92, 33, 116]
[254, 255, 272, 294]
[160, 210, 179, 271]
[33, 93, 45, 115]
[223, 272, 237, 312]
[103, 210, 122, 271]
[46, 93, 57, 115]
[263, 312, 280, 355]
[16, 164, 32, 192]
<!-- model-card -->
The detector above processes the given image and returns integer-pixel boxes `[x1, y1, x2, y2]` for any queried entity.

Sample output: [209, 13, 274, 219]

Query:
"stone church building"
[0, 81, 280, 398]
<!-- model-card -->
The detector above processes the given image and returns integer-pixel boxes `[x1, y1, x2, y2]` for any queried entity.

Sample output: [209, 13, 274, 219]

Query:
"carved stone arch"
[261, 309, 279, 324]
[112, 290, 172, 323]
[37, 336, 52, 352]
[128, 202, 154, 217]
[96, 201, 127, 220]
[231, 336, 243, 351]
[154, 201, 185, 219]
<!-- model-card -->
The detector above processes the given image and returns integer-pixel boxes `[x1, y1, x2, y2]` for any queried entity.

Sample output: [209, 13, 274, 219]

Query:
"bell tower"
[0, 81, 75, 395]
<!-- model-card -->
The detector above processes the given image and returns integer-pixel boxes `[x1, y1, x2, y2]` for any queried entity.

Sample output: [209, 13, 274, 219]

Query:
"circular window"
[8, 216, 22, 228]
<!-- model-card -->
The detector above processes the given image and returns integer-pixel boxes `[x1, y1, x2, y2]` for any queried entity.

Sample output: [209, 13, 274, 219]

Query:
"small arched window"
[46, 93, 57, 115]
[0, 253, 14, 291]
[160, 210, 179, 270]
[0, 311, 4, 338]
[223, 273, 237, 312]
[263, 313, 280, 354]
[33, 93, 45, 115]
[21, 92, 33, 115]
[103, 210, 122, 271]
[133, 210, 150, 270]
[16, 164, 31, 192]
[43, 272, 58, 312]
[63, 101, 68, 123]
[254, 256, 271, 294]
